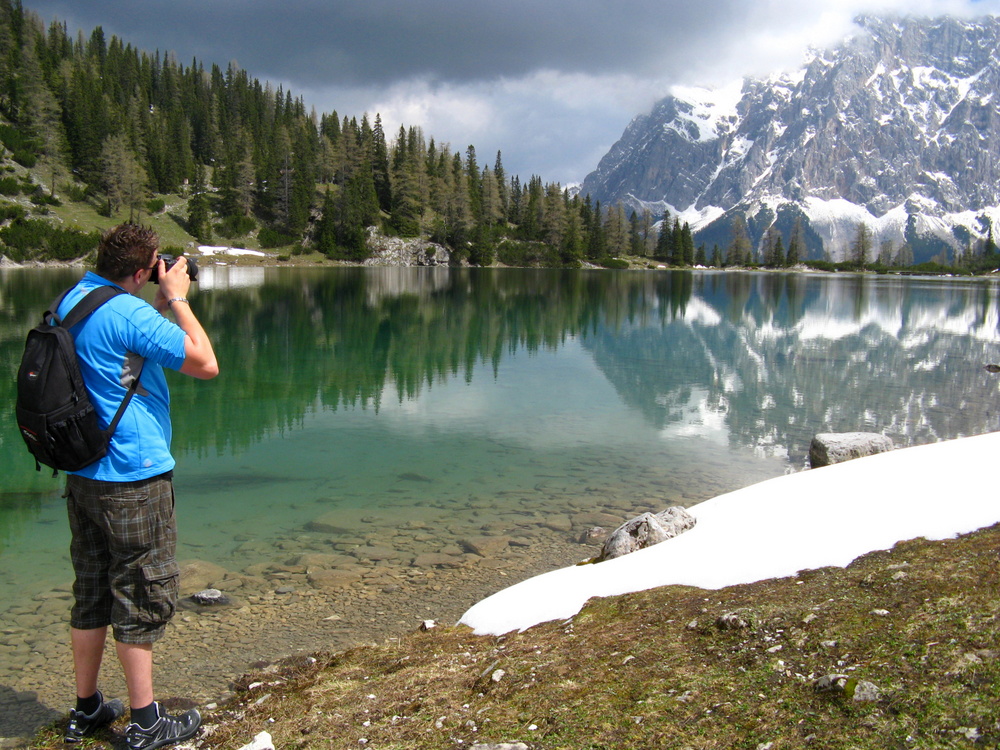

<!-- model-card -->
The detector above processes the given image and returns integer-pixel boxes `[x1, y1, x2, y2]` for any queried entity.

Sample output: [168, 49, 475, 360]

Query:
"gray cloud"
[21, 1, 1000, 184]
[29, 0, 749, 85]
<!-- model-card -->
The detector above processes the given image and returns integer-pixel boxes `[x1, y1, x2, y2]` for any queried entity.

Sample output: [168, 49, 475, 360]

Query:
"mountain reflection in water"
[1, 266, 998, 567]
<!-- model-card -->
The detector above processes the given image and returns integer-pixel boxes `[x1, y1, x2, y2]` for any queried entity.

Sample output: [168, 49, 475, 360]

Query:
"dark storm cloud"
[23, 0, 748, 86]
[22, 0, 991, 183]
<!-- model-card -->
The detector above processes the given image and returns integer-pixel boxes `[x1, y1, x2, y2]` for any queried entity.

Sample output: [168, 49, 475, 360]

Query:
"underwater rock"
[190, 588, 230, 606]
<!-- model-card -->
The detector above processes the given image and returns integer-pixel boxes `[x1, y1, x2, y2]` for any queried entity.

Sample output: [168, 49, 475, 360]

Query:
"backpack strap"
[50, 285, 125, 330]
[105, 359, 145, 438]
[50, 284, 145, 441]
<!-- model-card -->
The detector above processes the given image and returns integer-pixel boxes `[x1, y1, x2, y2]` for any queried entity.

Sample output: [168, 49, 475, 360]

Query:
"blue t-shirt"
[56, 272, 187, 481]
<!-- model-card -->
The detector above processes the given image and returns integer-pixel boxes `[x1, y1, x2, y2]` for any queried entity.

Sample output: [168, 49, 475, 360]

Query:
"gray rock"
[363, 229, 452, 267]
[597, 507, 696, 562]
[716, 610, 754, 630]
[178, 559, 230, 595]
[412, 553, 464, 568]
[459, 535, 510, 557]
[813, 673, 851, 692]
[579, 526, 607, 544]
[470, 744, 529, 750]
[851, 680, 882, 702]
[236, 731, 274, 750]
[190, 588, 230, 606]
[813, 674, 881, 701]
[306, 569, 362, 590]
[808, 432, 894, 468]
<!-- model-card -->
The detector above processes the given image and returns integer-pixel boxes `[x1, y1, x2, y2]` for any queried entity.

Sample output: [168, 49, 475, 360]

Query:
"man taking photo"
[57, 223, 218, 750]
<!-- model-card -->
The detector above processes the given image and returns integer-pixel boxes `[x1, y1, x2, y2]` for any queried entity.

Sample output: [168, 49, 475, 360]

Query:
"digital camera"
[150, 254, 198, 284]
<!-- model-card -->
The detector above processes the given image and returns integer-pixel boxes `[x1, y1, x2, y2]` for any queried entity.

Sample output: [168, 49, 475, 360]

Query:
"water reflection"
[588, 273, 1000, 463]
[3, 268, 1000, 482]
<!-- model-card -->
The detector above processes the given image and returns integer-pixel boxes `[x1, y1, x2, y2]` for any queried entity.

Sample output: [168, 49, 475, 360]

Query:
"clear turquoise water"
[2, 266, 999, 609]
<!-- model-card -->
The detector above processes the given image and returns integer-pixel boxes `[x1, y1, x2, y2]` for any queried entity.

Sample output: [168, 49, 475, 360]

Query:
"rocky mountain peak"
[580, 15, 1000, 262]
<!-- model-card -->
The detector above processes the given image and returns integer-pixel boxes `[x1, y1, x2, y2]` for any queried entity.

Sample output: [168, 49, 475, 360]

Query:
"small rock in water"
[397, 472, 434, 483]
[579, 526, 606, 544]
[190, 588, 230, 606]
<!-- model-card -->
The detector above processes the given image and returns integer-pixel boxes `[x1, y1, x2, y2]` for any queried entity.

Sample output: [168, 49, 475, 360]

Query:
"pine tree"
[669, 217, 683, 265]
[727, 213, 752, 266]
[654, 210, 673, 260]
[315, 188, 338, 257]
[480, 167, 503, 227]
[694, 244, 707, 266]
[99, 131, 146, 217]
[680, 222, 695, 265]
[629, 211, 644, 256]
[371, 114, 392, 213]
[560, 196, 583, 265]
[542, 182, 566, 248]
[493, 150, 507, 217]
[772, 236, 785, 268]
[711, 244, 723, 267]
[187, 163, 212, 242]
[852, 222, 873, 269]
[587, 199, 605, 260]
[786, 218, 804, 266]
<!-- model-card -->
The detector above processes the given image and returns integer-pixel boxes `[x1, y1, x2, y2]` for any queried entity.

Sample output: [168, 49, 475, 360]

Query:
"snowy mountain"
[580, 15, 1000, 263]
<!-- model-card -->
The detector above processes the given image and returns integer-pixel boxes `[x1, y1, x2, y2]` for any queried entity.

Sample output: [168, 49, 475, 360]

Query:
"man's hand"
[158, 257, 192, 301]
[152, 257, 192, 313]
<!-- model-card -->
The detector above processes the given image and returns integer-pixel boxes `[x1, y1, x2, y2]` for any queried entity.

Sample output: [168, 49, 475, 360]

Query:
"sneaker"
[125, 705, 202, 750]
[64, 694, 125, 742]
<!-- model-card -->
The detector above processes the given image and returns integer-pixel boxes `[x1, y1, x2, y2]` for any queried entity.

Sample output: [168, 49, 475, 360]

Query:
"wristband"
[167, 297, 189, 307]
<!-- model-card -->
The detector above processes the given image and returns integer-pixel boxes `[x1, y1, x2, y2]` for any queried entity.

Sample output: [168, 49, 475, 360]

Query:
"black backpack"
[16, 285, 144, 475]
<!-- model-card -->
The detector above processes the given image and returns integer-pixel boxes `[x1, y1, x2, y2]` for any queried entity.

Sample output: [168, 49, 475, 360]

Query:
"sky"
[460, 430, 1000, 635]
[21, 0, 1000, 186]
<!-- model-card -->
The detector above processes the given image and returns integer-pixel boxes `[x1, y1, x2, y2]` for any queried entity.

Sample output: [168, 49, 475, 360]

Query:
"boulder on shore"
[809, 432, 894, 468]
[596, 507, 696, 562]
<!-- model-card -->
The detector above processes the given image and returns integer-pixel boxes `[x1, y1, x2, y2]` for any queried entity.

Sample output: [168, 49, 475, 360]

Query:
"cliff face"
[580, 16, 1000, 261]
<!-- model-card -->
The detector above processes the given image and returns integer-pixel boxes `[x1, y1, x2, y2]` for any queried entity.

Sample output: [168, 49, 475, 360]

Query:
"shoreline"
[0, 524, 590, 741]
[4, 248, 1000, 278]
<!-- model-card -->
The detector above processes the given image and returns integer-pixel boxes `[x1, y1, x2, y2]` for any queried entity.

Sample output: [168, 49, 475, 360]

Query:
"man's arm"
[154, 257, 219, 380]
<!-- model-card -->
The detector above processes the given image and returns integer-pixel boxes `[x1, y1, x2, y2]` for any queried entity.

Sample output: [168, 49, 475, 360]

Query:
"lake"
[1, 265, 999, 731]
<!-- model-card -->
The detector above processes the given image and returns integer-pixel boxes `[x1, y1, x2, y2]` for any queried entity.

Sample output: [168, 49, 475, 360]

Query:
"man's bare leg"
[115, 641, 154, 709]
[70, 626, 107, 699]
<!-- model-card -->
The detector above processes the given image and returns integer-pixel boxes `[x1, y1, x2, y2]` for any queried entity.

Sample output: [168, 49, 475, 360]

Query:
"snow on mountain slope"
[581, 15, 1000, 262]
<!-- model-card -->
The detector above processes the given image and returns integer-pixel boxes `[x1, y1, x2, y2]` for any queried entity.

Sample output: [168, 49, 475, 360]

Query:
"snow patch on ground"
[197, 245, 268, 258]
[460, 431, 1000, 635]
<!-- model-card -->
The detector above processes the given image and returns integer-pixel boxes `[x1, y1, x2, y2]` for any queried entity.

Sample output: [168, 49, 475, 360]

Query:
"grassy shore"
[25, 522, 1000, 750]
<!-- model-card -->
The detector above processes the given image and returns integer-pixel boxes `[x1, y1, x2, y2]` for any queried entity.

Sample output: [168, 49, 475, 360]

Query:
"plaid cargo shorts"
[65, 473, 179, 644]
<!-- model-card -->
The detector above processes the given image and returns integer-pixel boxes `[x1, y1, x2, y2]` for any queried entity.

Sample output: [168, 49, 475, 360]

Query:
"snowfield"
[460, 431, 1000, 635]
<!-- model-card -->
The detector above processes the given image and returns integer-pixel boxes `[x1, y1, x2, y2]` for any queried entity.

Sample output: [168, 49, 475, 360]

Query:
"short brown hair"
[95, 223, 159, 281]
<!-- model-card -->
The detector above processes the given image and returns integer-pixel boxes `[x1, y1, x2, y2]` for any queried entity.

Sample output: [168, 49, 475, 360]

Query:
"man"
[57, 224, 219, 750]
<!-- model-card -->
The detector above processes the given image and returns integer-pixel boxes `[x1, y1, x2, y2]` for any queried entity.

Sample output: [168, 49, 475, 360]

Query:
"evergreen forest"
[1, 0, 998, 274]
